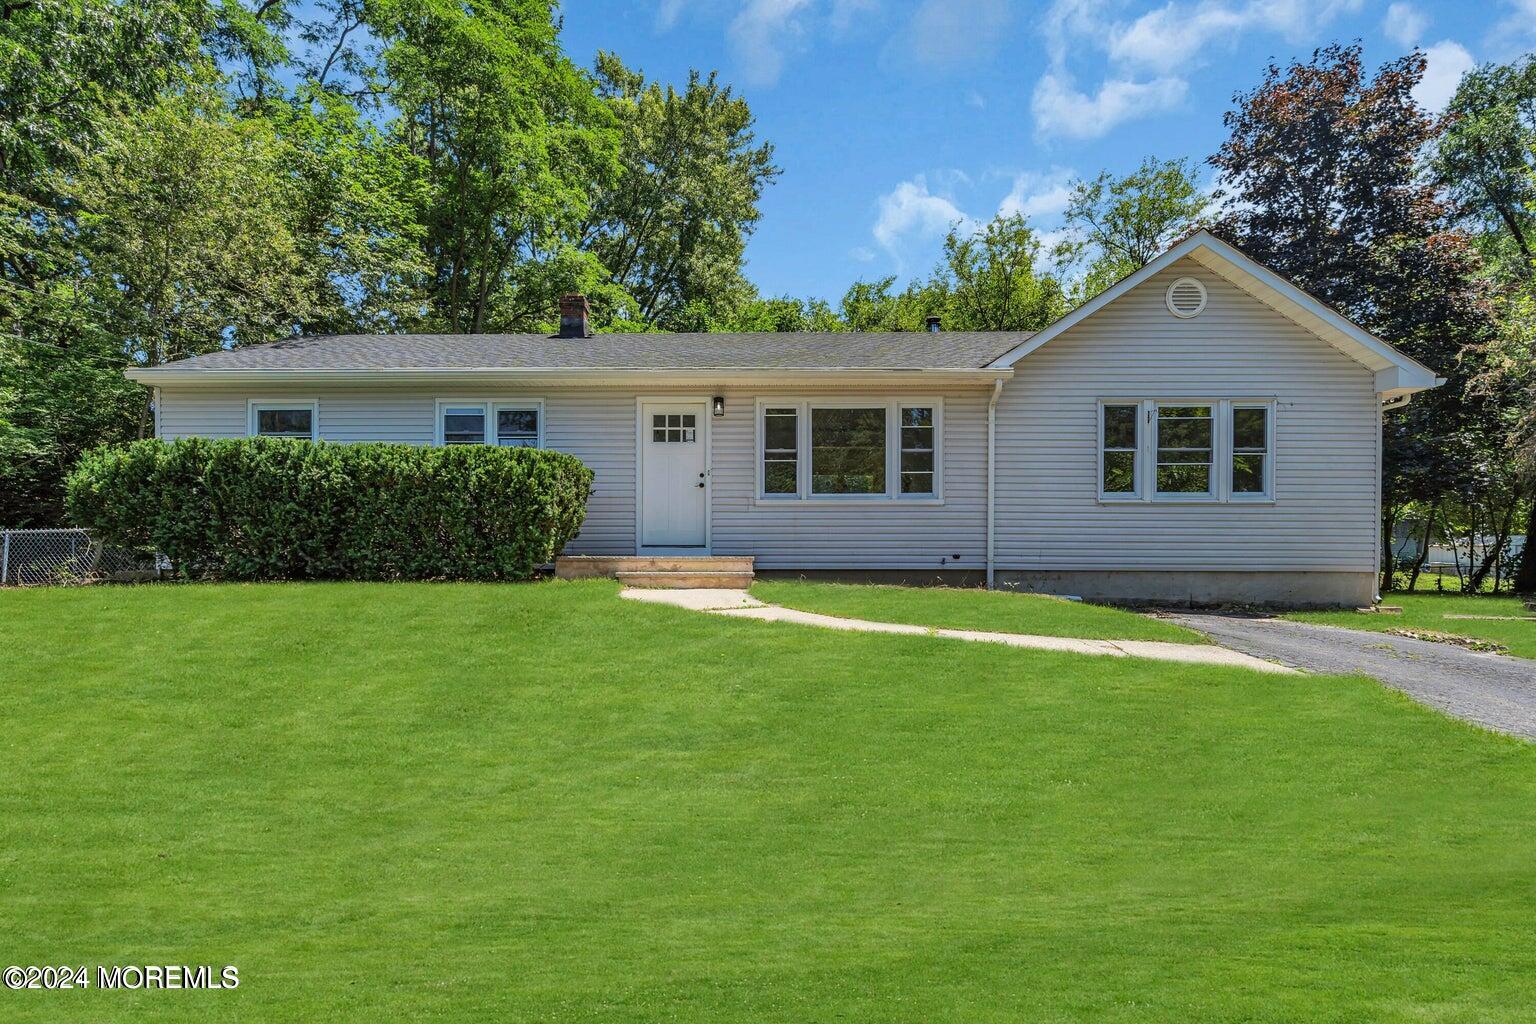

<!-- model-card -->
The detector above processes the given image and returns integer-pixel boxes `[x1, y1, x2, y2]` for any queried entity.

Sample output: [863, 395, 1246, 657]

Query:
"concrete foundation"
[993, 570, 1376, 609]
[755, 568, 985, 588]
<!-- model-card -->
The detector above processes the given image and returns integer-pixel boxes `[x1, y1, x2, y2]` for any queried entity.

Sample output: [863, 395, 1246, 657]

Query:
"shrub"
[65, 438, 594, 581]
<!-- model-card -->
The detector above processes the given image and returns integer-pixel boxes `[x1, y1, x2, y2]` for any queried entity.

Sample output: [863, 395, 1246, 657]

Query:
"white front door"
[639, 401, 708, 549]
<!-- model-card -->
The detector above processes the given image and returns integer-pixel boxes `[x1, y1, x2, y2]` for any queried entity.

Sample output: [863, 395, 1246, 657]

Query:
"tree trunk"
[1406, 505, 1437, 592]
[1380, 505, 1399, 592]
[1515, 498, 1536, 596]
[1469, 499, 1516, 592]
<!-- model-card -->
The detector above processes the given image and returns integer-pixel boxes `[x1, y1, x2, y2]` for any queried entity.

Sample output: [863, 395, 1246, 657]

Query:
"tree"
[585, 52, 779, 329]
[270, 90, 433, 335]
[64, 93, 313, 428]
[1210, 44, 1498, 590]
[370, 0, 619, 333]
[1058, 157, 1209, 301]
[838, 277, 937, 332]
[939, 213, 1067, 332]
[1435, 56, 1536, 275]
[0, 0, 212, 525]
[1473, 267, 1536, 592]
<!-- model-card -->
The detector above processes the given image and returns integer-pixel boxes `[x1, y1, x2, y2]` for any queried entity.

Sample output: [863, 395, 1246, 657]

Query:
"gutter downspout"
[986, 377, 1005, 590]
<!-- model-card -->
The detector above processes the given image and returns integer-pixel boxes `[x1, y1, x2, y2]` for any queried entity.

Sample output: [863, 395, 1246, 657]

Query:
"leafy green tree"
[370, 0, 619, 332]
[271, 90, 433, 334]
[1435, 56, 1536, 274]
[939, 213, 1066, 332]
[65, 93, 313, 420]
[1058, 157, 1209, 300]
[838, 277, 936, 332]
[1210, 44, 1498, 590]
[585, 52, 779, 329]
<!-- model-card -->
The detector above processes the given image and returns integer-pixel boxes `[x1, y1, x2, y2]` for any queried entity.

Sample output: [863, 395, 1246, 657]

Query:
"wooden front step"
[555, 555, 755, 585]
[613, 570, 755, 590]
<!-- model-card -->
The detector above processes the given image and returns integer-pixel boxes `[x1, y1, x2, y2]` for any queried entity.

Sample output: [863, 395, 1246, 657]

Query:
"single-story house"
[126, 231, 1442, 606]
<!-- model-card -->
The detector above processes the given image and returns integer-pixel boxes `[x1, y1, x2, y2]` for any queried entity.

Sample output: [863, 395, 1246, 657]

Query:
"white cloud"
[728, 0, 815, 85]
[829, 0, 878, 31]
[850, 245, 877, 262]
[906, 0, 1011, 66]
[1492, 0, 1536, 51]
[1413, 39, 1475, 112]
[1031, 73, 1187, 139]
[997, 168, 1077, 220]
[725, 0, 879, 85]
[1382, 2, 1427, 48]
[966, 89, 986, 109]
[873, 175, 976, 253]
[1107, 0, 1365, 75]
[656, 0, 688, 30]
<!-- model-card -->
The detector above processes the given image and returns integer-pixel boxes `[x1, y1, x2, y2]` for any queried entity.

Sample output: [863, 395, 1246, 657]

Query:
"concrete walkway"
[1167, 613, 1536, 739]
[620, 588, 1296, 674]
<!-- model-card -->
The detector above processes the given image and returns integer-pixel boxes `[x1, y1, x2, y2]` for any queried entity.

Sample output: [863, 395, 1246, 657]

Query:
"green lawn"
[4, 580, 1536, 1022]
[751, 579, 1206, 643]
[1288, 593, 1536, 659]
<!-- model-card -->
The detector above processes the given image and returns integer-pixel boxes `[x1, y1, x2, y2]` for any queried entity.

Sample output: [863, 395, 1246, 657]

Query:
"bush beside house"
[65, 438, 594, 581]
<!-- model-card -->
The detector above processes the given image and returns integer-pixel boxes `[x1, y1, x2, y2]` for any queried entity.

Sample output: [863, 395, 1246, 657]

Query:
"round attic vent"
[1166, 276, 1207, 318]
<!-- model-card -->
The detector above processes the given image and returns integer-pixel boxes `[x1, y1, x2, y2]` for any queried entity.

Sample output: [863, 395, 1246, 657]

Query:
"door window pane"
[442, 406, 485, 445]
[899, 406, 934, 494]
[810, 407, 885, 495]
[1101, 404, 1139, 495]
[762, 407, 798, 495]
[496, 408, 539, 447]
[1155, 405, 1212, 494]
[652, 413, 695, 443]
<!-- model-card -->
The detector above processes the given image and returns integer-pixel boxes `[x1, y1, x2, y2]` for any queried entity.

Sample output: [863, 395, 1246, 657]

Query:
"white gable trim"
[986, 231, 1443, 399]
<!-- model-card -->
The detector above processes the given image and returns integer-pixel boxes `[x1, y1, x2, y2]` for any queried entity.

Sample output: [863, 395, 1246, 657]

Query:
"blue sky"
[558, 0, 1535, 301]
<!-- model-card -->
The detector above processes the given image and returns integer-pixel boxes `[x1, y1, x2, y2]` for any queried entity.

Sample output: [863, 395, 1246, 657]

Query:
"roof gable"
[986, 231, 1442, 399]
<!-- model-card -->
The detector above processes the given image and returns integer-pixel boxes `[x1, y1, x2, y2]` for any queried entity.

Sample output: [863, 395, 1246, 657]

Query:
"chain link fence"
[0, 529, 164, 586]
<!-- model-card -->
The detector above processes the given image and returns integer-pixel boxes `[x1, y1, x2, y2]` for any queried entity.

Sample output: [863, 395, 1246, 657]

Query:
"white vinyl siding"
[154, 383, 988, 568]
[995, 257, 1379, 573]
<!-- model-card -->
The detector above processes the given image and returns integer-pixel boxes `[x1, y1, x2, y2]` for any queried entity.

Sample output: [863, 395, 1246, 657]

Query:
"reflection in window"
[810, 407, 886, 495]
[762, 407, 798, 495]
[1232, 405, 1269, 494]
[1100, 404, 1139, 495]
[1155, 404, 1213, 494]
[899, 406, 935, 495]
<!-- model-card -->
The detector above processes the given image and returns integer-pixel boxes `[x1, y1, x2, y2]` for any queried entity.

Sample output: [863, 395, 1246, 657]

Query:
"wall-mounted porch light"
[712, 395, 725, 417]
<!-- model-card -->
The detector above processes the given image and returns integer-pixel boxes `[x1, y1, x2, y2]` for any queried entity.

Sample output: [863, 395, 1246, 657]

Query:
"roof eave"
[124, 366, 1015, 386]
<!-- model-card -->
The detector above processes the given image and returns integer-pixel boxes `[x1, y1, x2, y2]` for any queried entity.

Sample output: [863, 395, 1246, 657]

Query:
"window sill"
[1095, 496, 1277, 506]
[753, 497, 946, 509]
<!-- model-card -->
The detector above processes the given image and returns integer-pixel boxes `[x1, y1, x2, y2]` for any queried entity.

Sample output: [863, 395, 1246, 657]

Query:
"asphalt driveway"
[1166, 613, 1536, 740]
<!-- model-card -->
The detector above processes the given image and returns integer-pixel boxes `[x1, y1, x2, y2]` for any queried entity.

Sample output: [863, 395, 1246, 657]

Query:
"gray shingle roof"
[150, 331, 1033, 372]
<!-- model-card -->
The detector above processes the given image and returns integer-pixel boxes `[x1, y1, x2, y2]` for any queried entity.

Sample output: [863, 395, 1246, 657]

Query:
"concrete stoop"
[556, 555, 755, 589]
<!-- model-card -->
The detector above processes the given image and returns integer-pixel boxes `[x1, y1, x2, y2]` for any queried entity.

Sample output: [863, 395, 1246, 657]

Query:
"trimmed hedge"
[65, 438, 594, 581]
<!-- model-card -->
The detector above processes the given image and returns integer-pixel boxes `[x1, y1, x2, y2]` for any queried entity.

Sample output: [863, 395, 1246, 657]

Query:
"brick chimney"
[558, 294, 591, 339]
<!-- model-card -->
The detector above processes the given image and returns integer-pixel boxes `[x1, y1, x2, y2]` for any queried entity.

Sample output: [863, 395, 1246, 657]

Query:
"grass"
[4, 580, 1536, 1022]
[1288, 593, 1536, 659]
[751, 579, 1206, 643]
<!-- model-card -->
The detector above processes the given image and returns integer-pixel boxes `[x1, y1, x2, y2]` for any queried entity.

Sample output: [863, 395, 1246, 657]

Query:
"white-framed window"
[1229, 402, 1274, 500]
[1097, 398, 1275, 503]
[1154, 403, 1215, 498]
[248, 399, 318, 440]
[1099, 403, 1140, 499]
[756, 398, 943, 502]
[434, 400, 544, 447]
